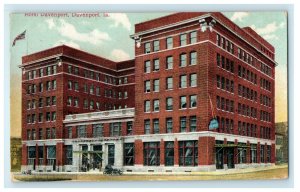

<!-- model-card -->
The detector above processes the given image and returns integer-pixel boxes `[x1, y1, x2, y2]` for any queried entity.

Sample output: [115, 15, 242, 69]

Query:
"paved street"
[13, 164, 288, 181]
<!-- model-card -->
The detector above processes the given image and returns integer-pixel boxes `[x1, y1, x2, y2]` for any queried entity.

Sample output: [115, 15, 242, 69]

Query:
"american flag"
[12, 30, 26, 46]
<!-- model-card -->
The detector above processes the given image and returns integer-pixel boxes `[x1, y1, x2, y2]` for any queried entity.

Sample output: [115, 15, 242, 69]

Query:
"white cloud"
[53, 40, 81, 49]
[251, 22, 285, 35]
[263, 34, 279, 40]
[46, 18, 55, 29]
[108, 13, 131, 31]
[46, 19, 111, 45]
[230, 12, 249, 22]
[110, 49, 130, 61]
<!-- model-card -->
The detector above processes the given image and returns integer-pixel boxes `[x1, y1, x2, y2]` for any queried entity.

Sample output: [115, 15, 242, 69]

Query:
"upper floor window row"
[67, 65, 130, 85]
[26, 65, 57, 80]
[237, 48, 255, 66]
[144, 52, 197, 73]
[216, 34, 234, 54]
[216, 53, 234, 73]
[144, 31, 198, 54]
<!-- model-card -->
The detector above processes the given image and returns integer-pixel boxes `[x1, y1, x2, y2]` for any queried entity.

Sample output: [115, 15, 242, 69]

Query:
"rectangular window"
[166, 118, 173, 133]
[180, 75, 187, 88]
[67, 96, 72, 106]
[38, 113, 43, 123]
[180, 117, 187, 132]
[153, 119, 160, 134]
[166, 37, 173, 49]
[68, 65, 72, 73]
[46, 128, 51, 139]
[190, 116, 197, 132]
[145, 42, 151, 53]
[74, 67, 79, 75]
[67, 127, 72, 139]
[144, 60, 151, 73]
[190, 73, 197, 87]
[190, 95, 197, 108]
[153, 99, 160, 112]
[165, 141, 174, 166]
[108, 144, 115, 165]
[93, 124, 103, 137]
[180, 96, 187, 109]
[144, 100, 150, 112]
[260, 145, 265, 163]
[124, 143, 134, 166]
[153, 40, 160, 52]
[144, 142, 160, 166]
[109, 122, 121, 137]
[179, 141, 198, 166]
[96, 87, 100, 96]
[52, 112, 56, 121]
[144, 80, 151, 93]
[39, 83, 43, 92]
[180, 34, 187, 46]
[166, 97, 173, 110]
[52, 96, 56, 106]
[32, 129, 36, 140]
[28, 146, 36, 158]
[77, 125, 87, 138]
[47, 66, 51, 75]
[153, 79, 159, 92]
[65, 145, 73, 165]
[144, 119, 151, 134]
[180, 53, 187, 67]
[52, 80, 56, 90]
[153, 59, 159, 71]
[51, 127, 56, 139]
[46, 112, 51, 121]
[52, 65, 57, 74]
[166, 77, 173, 90]
[166, 56, 173, 69]
[83, 99, 88, 109]
[39, 68, 44, 77]
[126, 121, 133, 135]
[39, 128, 43, 140]
[190, 31, 197, 44]
[190, 51, 197, 65]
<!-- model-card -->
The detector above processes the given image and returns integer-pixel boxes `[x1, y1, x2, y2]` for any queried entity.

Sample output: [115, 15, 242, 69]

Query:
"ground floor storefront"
[21, 132, 275, 173]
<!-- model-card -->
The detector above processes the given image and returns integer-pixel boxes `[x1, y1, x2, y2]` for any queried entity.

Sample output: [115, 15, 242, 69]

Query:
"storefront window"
[179, 141, 198, 166]
[165, 142, 174, 166]
[124, 143, 134, 166]
[144, 142, 160, 166]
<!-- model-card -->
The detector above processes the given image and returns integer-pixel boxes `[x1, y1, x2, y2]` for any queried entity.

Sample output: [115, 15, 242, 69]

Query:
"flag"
[12, 30, 26, 46]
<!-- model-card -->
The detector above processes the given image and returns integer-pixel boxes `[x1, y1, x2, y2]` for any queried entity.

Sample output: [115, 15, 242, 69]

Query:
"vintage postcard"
[10, 11, 288, 181]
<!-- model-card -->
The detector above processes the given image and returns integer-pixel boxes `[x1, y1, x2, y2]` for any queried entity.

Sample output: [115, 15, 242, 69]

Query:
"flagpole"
[26, 29, 28, 55]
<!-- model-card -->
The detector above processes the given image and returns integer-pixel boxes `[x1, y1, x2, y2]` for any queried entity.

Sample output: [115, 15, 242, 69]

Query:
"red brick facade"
[20, 12, 276, 172]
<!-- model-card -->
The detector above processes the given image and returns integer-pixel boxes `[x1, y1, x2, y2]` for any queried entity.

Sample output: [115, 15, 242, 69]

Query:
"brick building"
[20, 12, 276, 173]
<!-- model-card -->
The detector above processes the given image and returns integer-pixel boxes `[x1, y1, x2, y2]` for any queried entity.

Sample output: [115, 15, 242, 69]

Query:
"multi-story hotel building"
[20, 12, 276, 173]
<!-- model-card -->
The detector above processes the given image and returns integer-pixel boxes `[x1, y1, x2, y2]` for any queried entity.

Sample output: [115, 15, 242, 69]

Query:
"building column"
[43, 144, 47, 166]
[56, 142, 64, 171]
[72, 126, 77, 138]
[271, 143, 276, 163]
[103, 123, 110, 137]
[134, 139, 143, 165]
[264, 143, 268, 163]
[121, 122, 127, 136]
[73, 144, 80, 172]
[21, 144, 27, 166]
[114, 140, 124, 168]
[87, 124, 93, 138]
[257, 142, 261, 163]
[198, 136, 215, 165]
[223, 138, 228, 166]
[246, 141, 250, 164]
[174, 138, 179, 166]
[35, 144, 39, 170]
[160, 139, 165, 166]
[234, 139, 238, 164]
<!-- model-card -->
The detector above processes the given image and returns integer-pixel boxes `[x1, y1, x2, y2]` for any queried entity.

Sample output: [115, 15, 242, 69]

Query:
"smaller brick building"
[20, 12, 276, 173]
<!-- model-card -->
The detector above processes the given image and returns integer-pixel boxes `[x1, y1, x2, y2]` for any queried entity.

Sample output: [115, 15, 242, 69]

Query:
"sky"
[9, 12, 287, 137]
